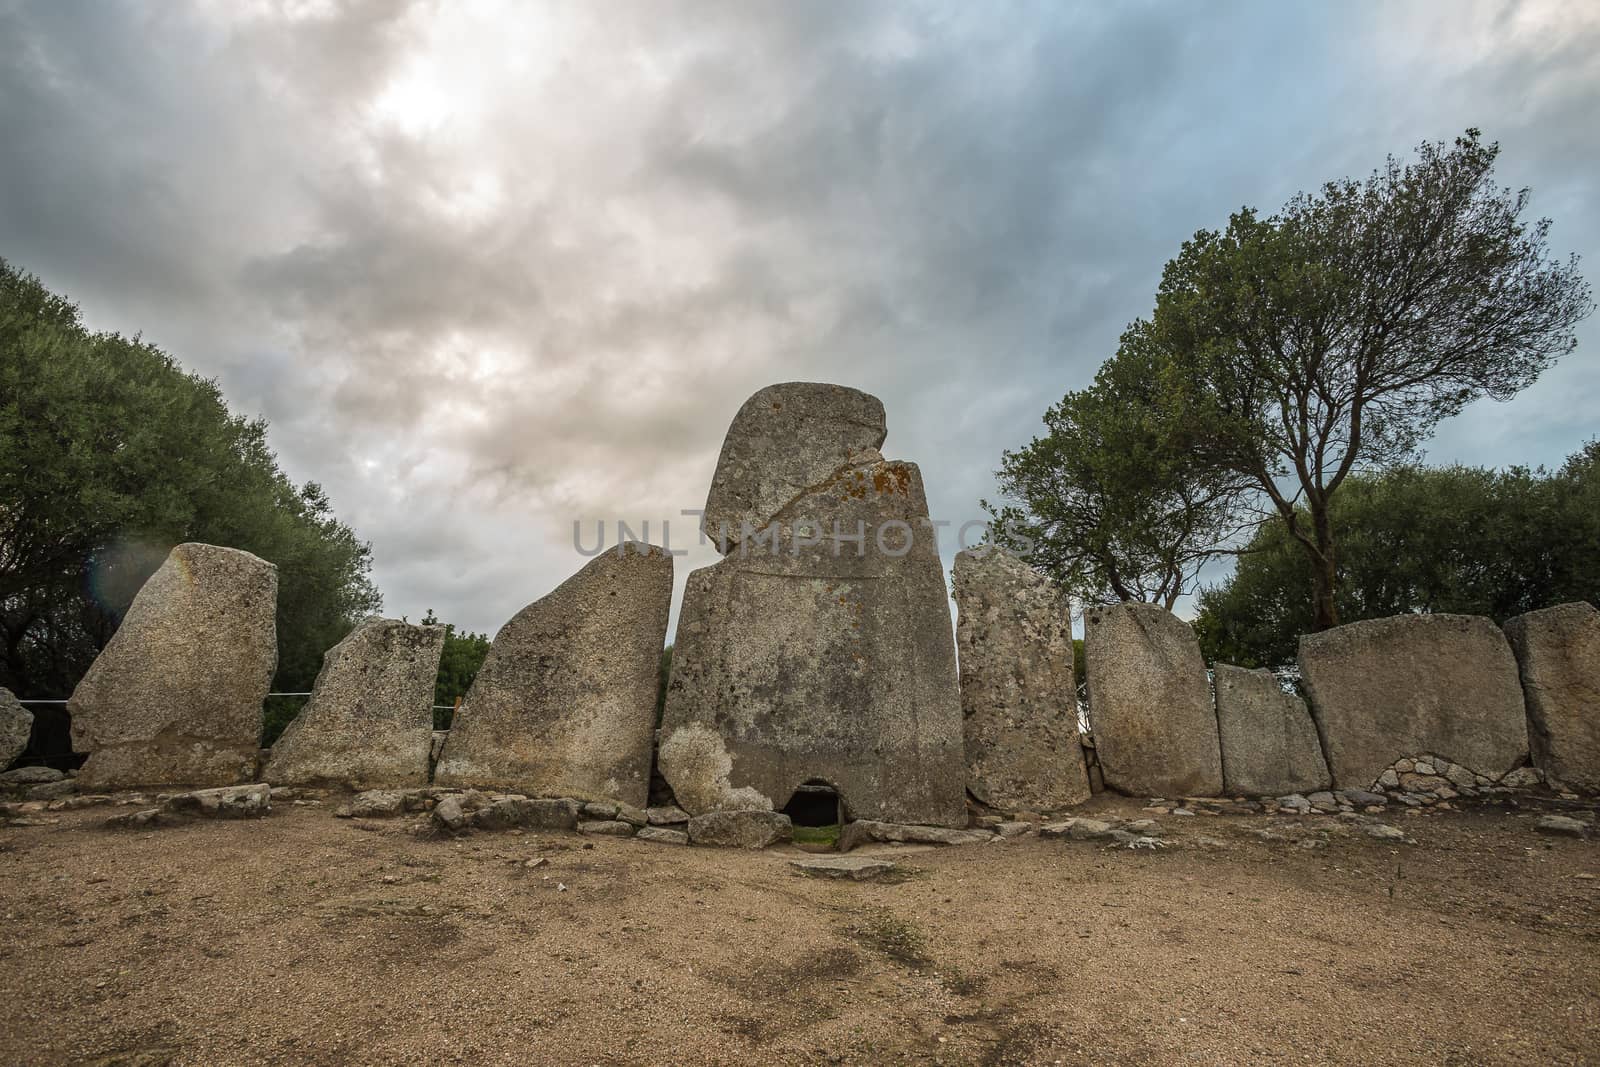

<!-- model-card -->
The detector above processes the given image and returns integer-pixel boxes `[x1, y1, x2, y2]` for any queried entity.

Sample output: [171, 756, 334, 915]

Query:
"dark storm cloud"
[1, 0, 1596, 632]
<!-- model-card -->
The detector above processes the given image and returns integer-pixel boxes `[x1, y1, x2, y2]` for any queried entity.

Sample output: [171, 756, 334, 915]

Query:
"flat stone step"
[789, 855, 898, 881]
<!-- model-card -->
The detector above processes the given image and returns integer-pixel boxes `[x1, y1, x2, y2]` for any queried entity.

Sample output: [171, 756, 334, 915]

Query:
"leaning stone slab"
[687, 810, 793, 849]
[1504, 602, 1600, 794]
[952, 546, 1090, 812]
[701, 381, 887, 549]
[837, 820, 992, 851]
[1, 688, 32, 769]
[264, 619, 445, 789]
[162, 783, 272, 819]
[435, 545, 672, 807]
[1083, 603, 1222, 797]
[69, 543, 277, 789]
[790, 855, 897, 881]
[1214, 664, 1331, 796]
[578, 819, 637, 837]
[661, 428, 965, 827]
[1299, 614, 1528, 790]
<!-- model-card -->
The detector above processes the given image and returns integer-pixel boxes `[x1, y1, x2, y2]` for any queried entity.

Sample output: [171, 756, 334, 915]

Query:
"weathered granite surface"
[1214, 664, 1331, 796]
[434, 545, 672, 807]
[952, 545, 1090, 811]
[69, 543, 277, 789]
[1504, 602, 1600, 793]
[264, 618, 446, 788]
[701, 381, 886, 550]
[659, 396, 966, 827]
[1299, 613, 1528, 789]
[0, 688, 31, 770]
[1083, 602, 1222, 797]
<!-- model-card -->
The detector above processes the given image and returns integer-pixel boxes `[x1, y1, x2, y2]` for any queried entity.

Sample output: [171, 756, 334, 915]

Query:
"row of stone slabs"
[49, 382, 1600, 820]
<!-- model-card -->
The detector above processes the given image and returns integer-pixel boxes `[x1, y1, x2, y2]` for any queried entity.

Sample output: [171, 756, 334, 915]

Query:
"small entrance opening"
[782, 780, 843, 851]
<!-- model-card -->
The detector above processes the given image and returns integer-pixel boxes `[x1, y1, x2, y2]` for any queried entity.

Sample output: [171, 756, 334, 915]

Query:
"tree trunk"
[1308, 502, 1340, 631]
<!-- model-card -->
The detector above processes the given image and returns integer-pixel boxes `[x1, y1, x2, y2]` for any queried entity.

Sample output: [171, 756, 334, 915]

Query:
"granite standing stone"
[659, 385, 966, 827]
[69, 543, 277, 789]
[1298, 613, 1529, 789]
[701, 381, 887, 549]
[1213, 664, 1331, 796]
[1504, 602, 1600, 794]
[952, 545, 1090, 811]
[434, 544, 672, 807]
[1, 688, 32, 770]
[263, 619, 446, 788]
[1083, 602, 1222, 797]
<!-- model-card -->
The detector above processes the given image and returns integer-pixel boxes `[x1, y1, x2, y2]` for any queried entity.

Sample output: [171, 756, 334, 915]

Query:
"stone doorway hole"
[782, 780, 843, 851]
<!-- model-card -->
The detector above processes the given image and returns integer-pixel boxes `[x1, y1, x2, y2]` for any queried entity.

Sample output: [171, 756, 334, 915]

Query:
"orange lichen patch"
[871, 465, 913, 495]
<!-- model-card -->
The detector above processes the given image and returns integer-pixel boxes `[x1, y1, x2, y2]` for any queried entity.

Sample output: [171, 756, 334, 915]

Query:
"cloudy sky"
[2, 0, 1597, 636]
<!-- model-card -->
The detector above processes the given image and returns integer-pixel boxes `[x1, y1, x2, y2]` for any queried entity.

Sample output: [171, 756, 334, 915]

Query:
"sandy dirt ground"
[2, 794, 1597, 1066]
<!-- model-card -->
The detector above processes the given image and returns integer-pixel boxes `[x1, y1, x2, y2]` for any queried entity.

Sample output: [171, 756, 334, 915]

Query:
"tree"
[984, 323, 1254, 608]
[0, 259, 382, 750]
[1194, 446, 1600, 667]
[1154, 130, 1592, 629]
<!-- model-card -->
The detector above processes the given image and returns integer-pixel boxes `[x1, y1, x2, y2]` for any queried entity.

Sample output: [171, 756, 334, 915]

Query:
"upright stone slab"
[1083, 602, 1221, 797]
[68, 543, 277, 789]
[1214, 664, 1330, 796]
[1504, 602, 1600, 794]
[659, 384, 966, 827]
[1298, 614, 1528, 790]
[1, 688, 32, 770]
[702, 382, 887, 549]
[433, 544, 672, 807]
[952, 545, 1089, 811]
[263, 619, 446, 788]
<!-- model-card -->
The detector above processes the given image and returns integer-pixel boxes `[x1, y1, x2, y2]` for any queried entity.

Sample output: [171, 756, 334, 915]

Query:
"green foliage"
[655, 644, 672, 728]
[1194, 445, 1600, 668]
[985, 324, 1253, 607]
[0, 259, 382, 740]
[422, 608, 491, 730]
[1149, 130, 1592, 628]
